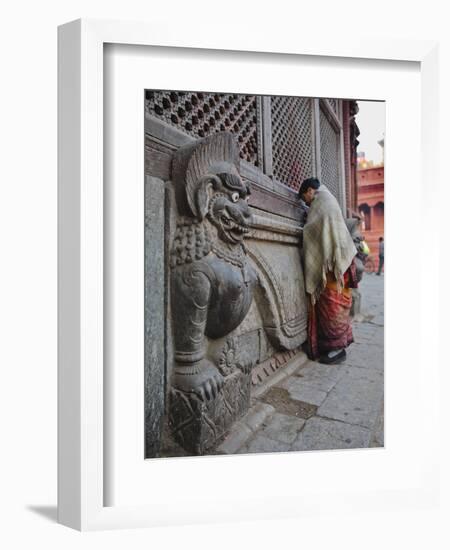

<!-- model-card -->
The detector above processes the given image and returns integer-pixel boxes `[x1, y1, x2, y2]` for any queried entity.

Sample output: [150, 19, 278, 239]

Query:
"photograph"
[144, 91, 385, 458]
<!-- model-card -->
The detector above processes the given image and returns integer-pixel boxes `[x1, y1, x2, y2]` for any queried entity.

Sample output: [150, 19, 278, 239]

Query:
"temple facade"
[357, 164, 385, 270]
[144, 91, 360, 456]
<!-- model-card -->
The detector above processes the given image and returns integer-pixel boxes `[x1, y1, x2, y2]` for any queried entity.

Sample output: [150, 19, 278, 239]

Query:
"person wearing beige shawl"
[300, 178, 358, 364]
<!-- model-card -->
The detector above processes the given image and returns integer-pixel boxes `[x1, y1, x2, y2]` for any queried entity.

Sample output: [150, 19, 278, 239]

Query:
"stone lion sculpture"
[168, 132, 257, 452]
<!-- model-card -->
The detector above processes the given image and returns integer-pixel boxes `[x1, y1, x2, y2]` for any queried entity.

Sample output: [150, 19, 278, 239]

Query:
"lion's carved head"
[172, 132, 252, 247]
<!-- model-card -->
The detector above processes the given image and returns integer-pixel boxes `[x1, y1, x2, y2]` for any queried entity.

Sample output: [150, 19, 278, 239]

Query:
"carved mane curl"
[185, 132, 240, 218]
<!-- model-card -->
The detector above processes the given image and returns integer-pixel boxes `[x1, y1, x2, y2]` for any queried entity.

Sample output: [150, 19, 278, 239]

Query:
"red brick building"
[357, 156, 384, 270]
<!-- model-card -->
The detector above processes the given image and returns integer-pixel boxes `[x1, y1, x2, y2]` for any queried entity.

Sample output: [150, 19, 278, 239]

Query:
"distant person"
[299, 178, 358, 365]
[377, 237, 384, 275]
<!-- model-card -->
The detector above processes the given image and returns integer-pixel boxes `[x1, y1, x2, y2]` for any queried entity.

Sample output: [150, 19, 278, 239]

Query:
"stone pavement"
[217, 273, 384, 454]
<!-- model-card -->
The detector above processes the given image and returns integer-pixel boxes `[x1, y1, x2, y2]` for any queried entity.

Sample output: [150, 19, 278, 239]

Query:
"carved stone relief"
[162, 131, 310, 455]
[247, 241, 307, 351]
[168, 132, 257, 454]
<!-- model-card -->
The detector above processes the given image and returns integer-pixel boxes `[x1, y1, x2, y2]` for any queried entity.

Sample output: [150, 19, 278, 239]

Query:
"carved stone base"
[169, 370, 251, 455]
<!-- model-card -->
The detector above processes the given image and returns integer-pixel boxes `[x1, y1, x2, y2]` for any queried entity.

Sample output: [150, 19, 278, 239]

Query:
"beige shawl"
[303, 186, 356, 303]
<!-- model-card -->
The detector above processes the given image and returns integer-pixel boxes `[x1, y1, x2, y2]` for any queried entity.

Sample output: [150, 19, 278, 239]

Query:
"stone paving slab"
[287, 362, 345, 392]
[369, 396, 384, 447]
[316, 365, 384, 430]
[367, 328, 384, 343]
[345, 343, 384, 370]
[244, 433, 291, 454]
[362, 339, 384, 352]
[282, 380, 328, 407]
[259, 412, 306, 445]
[259, 386, 318, 419]
[368, 314, 384, 324]
[216, 421, 253, 455]
[353, 329, 379, 342]
[290, 416, 371, 451]
[216, 402, 275, 454]
[354, 322, 378, 334]
[353, 334, 376, 344]
[242, 402, 275, 432]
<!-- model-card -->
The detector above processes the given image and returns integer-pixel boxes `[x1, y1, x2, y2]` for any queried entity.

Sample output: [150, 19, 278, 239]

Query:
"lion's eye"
[231, 192, 239, 203]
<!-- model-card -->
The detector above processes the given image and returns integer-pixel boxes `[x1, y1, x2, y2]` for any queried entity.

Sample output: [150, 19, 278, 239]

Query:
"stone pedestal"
[169, 370, 251, 455]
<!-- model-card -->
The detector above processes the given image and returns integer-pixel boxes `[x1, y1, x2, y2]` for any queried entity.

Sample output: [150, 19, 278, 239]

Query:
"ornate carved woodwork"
[146, 91, 259, 166]
[271, 96, 314, 191]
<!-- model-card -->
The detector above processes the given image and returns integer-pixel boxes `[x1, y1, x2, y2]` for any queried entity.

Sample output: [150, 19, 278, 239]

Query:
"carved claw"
[173, 360, 224, 401]
[209, 375, 219, 398]
[236, 358, 253, 375]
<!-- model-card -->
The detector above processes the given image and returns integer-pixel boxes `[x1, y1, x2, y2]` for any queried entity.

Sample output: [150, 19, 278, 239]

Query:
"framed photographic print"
[58, 18, 440, 530]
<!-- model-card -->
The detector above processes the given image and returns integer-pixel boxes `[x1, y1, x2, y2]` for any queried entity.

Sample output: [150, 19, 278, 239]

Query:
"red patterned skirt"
[306, 264, 357, 361]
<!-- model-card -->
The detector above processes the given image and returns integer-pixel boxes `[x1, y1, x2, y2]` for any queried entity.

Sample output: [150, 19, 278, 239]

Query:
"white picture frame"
[58, 18, 440, 531]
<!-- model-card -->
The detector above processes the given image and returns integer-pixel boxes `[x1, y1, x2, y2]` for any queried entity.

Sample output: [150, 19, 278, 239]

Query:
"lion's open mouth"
[220, 214, 249, 241]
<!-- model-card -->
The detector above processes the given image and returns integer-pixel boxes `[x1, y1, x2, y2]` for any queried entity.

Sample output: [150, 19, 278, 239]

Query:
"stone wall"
[144, 94, 351, 456]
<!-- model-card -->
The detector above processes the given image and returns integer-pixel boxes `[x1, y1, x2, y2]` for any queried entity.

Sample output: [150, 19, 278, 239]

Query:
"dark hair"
[299, 177, 320, 197]
[379, 237, 384, 241]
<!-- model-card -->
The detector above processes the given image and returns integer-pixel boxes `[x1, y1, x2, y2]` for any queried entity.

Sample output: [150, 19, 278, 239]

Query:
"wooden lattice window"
[145, 91, 259, 166]
[145, 91, 345, 209]
[319, 108, 342, 204]
[326, 98, 339, 113]
[270, 96, 314, 191]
